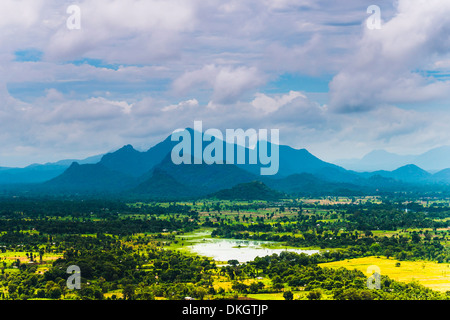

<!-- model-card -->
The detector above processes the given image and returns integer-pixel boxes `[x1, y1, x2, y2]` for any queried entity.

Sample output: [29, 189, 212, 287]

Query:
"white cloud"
[251, 91, 306, 114]
[2, 0, 450, 166]
[264, 0, 314, 10]
[162, 98, 199, 112]
[44, 0, 197, 63]
[173, 64, 265, 104]
[329, 0, 450, 112]
[0, 0, 44, 29]
[0, 82, 448, 167]
[212, 66, 265, 104]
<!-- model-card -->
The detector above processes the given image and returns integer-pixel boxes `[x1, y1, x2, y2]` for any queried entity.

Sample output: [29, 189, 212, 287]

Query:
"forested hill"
[211, 181, 285, 200]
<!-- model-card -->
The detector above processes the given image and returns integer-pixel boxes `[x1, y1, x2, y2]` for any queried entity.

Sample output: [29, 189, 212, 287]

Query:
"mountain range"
[336, 146, 450, 172]
[1, 128, 450, 199]
[0, 154, 103, 185]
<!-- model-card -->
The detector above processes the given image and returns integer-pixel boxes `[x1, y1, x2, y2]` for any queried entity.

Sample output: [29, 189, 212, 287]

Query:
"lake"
[187, 237, 320, 263]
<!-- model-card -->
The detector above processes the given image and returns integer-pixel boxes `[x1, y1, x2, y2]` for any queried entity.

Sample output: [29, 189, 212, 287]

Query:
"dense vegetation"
[0, 195, 449, 300]
[210, 200, 450, 262]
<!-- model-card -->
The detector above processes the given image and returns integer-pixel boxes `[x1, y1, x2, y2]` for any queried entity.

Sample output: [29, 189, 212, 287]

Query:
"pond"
[186, 237, 320, 263]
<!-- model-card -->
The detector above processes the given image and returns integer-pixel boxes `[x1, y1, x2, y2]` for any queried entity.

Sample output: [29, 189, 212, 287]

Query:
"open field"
[246, 292, 287, 300]
[319, 256, 450, 292]
[0, 251, 63, 276]
[0, 251, 62, 262]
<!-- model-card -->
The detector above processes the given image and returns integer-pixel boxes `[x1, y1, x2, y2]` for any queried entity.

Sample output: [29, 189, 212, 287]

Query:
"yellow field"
[319, 256, 450, 292]
[246, 292, 288, 300]
[212, 277, 272, 292]
[0, 252, 62, 262]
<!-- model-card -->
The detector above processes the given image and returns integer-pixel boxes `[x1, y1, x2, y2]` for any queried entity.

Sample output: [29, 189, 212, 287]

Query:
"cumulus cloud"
[44, 0, 197, 63]
[0, 0, 381, 103]
[162, 98, 199, 112]
[251, 91, 306, 114]
[0, 80, 448, 167]
[172, 64, 266, 104]
[0, 0, 44, 30]
[1, 0, 450, 166]
[329, 0, 450, 112]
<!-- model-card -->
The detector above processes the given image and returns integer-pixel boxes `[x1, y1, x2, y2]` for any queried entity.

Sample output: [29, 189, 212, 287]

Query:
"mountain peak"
[69, 162, 80, 168]
[364, 149, 391, 156]
[119, 144, 136, 152]
[393, 164, 429, 173]
[387, 164, 431, 182]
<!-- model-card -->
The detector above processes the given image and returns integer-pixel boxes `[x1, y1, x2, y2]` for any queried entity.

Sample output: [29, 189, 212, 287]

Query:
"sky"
[1, 0, 450, 167]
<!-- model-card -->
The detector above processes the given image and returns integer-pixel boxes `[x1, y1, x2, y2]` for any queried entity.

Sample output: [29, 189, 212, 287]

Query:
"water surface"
[187, 238, 319, 263]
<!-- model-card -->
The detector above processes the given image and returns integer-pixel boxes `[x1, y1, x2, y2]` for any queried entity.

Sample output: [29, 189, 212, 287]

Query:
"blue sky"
[14, 49, 44, 62]
[1, 0, 450, 167]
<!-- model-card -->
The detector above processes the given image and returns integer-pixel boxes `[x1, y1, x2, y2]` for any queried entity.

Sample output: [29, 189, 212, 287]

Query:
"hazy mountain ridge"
[0, 154, 103, 185]
[42, 162, 137, 193]
[336, 146, 450, 172]
[2, 129, 450, 198]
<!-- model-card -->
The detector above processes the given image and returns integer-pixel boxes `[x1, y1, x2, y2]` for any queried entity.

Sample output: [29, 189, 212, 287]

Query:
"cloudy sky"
[1, 0, 450, 167]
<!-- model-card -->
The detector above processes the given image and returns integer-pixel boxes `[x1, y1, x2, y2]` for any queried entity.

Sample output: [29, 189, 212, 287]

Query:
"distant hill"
[414, 146, 450, 172]
[387, 164, 432, 183]
[4, 128, 450, 199]
[0, 154, 103, 185]
[99, 135, 177, 177]
[0, 164, 68, 185]
[235, 143, 344, 178]
[359, 164, 432, 183]
[336, 149, 414, 172]
[211, 181, 285, 200]
[99, 145, 148, 177]
[42, 162, 136, 193]
[336, 146, 450, 172]
[43, 154, 104, 167]
[44, 128, 354, 192]
[432, 168, 450, 184]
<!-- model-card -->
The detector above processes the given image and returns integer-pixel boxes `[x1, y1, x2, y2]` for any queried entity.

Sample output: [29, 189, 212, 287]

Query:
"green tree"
[194, 287, 207, 300]
[411, 232, 421, 243]
[39, 248, 45, 264]
[122, 284, 135, 300]
[307, 289, 322, 300]
[249, 282, 265, 294]
[231, 282, 248, 293]
[49, 286, 62, 299]
[283, 290, 294, 300]
[370, 243, 381, 254]
[272, 283, 284, 292]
